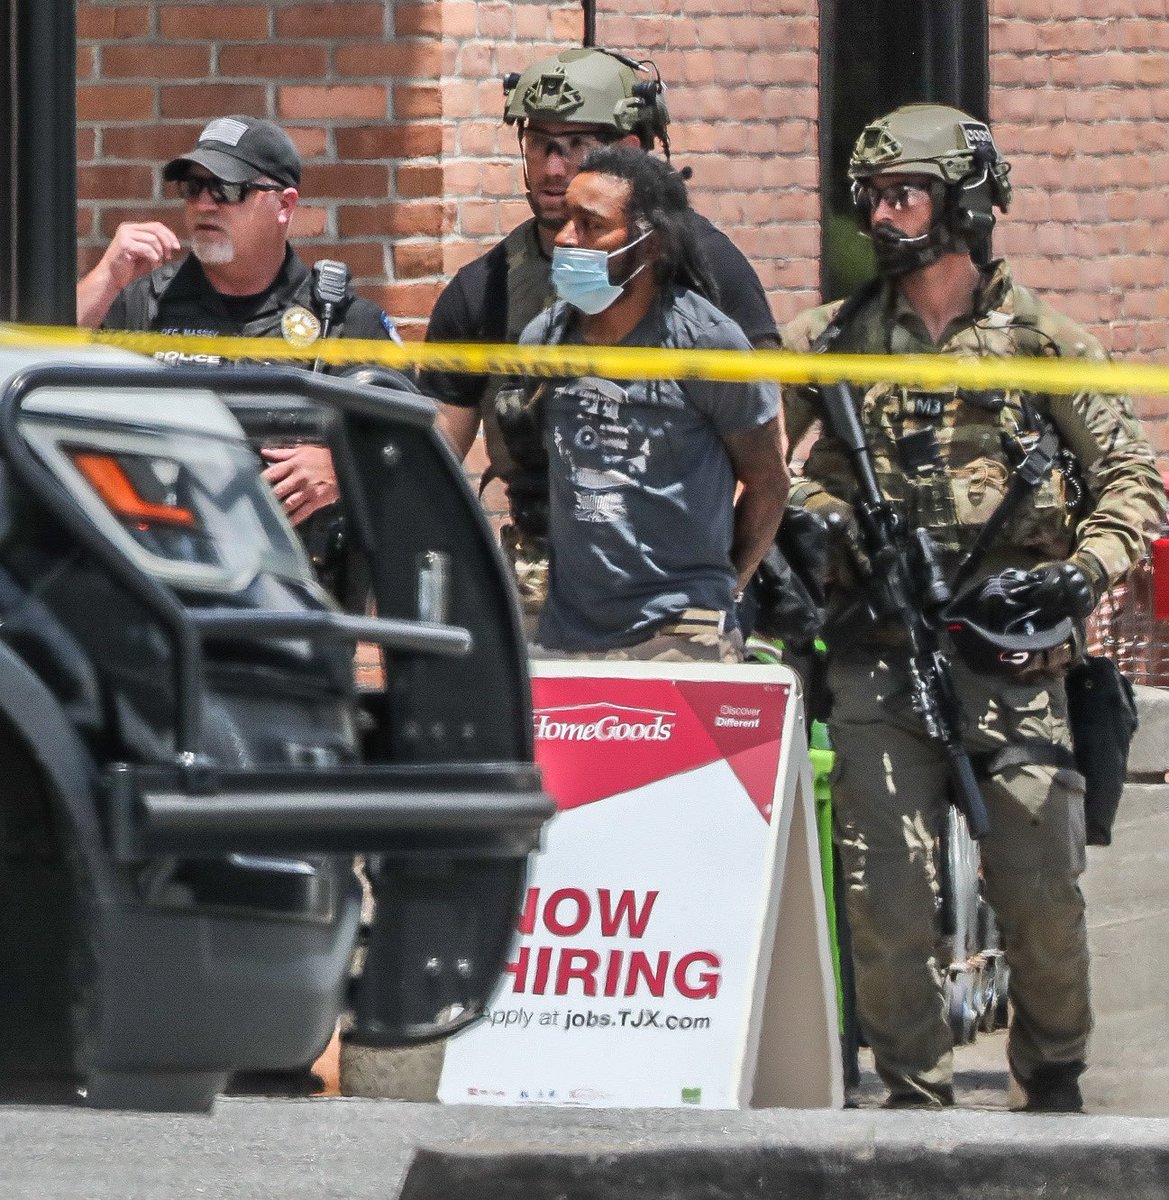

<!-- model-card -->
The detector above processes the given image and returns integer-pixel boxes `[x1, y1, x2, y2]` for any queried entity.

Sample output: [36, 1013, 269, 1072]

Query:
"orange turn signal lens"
[67, 451, 198, 529]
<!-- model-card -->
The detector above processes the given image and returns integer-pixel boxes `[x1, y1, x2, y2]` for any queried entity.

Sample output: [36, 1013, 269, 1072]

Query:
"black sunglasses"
[176, 176, 284, 204]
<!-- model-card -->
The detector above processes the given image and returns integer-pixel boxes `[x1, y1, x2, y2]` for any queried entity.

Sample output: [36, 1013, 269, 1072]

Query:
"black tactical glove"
[748, 543, 824, 650]
[776, 507, 830, 608]
[968, 569, 1039, 636]
[1020, 561, 1097, 621]
[972, 562, 1094, 637]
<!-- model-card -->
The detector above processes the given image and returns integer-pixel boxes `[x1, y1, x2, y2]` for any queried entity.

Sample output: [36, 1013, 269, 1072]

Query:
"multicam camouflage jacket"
[782, 260, 1166, 594]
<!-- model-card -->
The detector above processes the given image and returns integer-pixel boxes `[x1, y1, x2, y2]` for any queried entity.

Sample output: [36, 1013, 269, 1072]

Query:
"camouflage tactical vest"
[803, 281, 1080, 563]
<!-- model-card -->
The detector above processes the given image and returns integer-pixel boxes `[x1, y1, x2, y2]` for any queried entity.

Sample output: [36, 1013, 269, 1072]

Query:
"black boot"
[1015, 1060, 1085, 1113]
[882, 1082, 955, 1109]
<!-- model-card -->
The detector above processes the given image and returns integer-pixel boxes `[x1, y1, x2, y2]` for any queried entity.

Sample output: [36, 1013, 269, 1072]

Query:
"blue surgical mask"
[550, 229, 652, 315]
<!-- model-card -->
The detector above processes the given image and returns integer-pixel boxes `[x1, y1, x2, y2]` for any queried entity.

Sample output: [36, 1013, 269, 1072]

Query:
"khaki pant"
[531, 609, 744, 664]
[827, 649, 1091, 1106]
[502, 524, 743, 663]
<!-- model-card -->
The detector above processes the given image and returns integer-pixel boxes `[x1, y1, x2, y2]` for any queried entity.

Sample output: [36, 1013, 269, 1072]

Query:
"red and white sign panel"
[438, 661, 841, 1110]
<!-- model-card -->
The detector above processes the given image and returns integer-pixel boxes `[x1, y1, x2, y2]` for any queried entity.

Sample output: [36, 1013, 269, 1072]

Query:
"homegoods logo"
[533, 702, 676, 743]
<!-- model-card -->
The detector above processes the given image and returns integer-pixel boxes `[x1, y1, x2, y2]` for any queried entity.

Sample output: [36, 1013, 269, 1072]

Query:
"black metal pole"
[582, 0, 596, 47]
[0, 0, 77, 324]
[0, 3, 14, 318]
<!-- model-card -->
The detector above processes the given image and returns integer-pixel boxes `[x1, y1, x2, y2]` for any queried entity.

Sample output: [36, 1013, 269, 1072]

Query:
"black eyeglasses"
[176, 176, 284, 204]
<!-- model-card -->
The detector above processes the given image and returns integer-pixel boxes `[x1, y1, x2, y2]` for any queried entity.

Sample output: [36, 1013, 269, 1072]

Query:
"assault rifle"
[819, 382, 991, 839]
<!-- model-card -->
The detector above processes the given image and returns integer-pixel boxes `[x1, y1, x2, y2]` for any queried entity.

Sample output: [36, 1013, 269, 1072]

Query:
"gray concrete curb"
[1130, 684, 1169, 776]
[398, 1113, 1169, 1200]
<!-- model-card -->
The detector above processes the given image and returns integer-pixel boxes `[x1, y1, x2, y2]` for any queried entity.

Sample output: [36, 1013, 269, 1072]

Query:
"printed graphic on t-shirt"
[552, 376, 663, 526]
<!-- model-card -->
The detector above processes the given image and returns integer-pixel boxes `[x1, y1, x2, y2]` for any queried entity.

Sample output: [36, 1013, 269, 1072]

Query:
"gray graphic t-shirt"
[523, 288, 778, 652]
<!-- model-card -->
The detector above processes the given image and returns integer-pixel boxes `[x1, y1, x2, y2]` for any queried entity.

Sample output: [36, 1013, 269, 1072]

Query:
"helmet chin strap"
[518, 127, 531, 195]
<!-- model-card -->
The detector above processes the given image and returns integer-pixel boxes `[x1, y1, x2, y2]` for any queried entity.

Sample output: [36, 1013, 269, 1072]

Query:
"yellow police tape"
[3, 321, 1169, 397]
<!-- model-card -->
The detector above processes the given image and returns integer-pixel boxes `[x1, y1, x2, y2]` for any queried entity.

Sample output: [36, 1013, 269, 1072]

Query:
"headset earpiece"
[850, 179, 873, 230]
[971, 142, 996, 170]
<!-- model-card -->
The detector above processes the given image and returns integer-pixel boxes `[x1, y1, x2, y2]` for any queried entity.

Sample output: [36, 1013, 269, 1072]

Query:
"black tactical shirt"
[103, 247, 397, 365]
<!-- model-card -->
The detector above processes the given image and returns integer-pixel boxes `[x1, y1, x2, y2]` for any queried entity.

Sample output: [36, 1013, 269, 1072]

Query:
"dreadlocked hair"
[576, 144, 718, 304]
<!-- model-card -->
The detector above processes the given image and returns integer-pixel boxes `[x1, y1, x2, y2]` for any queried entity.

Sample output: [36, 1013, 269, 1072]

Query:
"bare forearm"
[76, 267, 121, 329]
[731, 481, 787, 591]
[435, 403, 481, 462]
[723, 415, 789, 589]
[76, 221, 182, 329]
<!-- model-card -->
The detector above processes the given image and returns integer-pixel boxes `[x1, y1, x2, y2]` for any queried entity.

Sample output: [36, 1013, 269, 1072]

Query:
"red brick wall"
[74, 0, 819, 339]
[594, 2, 821, 326]
[72, 0, 1169, 456]
[988, 1, 1169, 442]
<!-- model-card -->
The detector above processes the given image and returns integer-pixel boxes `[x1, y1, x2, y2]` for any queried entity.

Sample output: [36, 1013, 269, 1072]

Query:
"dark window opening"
[819, 0, 989, 301]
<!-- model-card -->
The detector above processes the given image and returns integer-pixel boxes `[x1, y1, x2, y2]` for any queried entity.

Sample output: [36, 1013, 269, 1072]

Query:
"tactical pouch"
[494, 384, 548, 476]
[1066, 655, 1138, 847]
[499, 523, 549, 615]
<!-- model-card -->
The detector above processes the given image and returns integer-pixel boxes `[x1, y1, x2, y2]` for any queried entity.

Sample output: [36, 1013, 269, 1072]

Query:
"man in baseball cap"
[76, 115, 401, 547]
[78, 115, 310, 328]
[161, 115, 302, 189]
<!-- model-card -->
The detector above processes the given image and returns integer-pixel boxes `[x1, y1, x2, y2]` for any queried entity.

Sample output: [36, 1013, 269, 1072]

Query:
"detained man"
[521, 146, 788, 662]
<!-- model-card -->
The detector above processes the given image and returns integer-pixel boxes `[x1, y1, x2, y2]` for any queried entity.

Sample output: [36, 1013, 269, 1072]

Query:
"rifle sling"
[949, 426, 1062, 595]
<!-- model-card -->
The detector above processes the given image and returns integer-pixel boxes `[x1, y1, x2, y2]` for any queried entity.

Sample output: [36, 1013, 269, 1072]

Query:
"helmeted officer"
[782, 103, 1166, 1111]
[423, 48, 779, 624]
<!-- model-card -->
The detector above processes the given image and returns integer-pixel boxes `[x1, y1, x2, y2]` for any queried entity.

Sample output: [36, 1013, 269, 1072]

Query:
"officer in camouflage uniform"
[783, 104, 1166, 1110]
[423, 48, 778, 626]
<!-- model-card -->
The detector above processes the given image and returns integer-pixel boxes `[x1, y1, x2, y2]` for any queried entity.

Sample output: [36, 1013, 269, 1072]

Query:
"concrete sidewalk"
[393, 685, 1169, 1197]
[393, 1031, 1163, 1199]
[0, 1097, 1165, 1200]
[1083, 684, 1169, 1116]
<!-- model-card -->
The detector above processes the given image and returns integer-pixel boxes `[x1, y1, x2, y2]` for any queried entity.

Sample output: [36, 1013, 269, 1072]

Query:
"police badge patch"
[281, 305, 322, 347]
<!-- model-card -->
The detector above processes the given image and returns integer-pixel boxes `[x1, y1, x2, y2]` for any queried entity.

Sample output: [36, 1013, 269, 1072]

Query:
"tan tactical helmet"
[849, 103, 1012, 204]
[502, 48, 670, 152]
[848, 103, 1012, 273]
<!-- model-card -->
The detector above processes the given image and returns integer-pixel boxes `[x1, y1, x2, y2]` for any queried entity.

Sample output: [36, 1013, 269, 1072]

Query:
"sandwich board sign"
[438, 660, 841, 1109]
